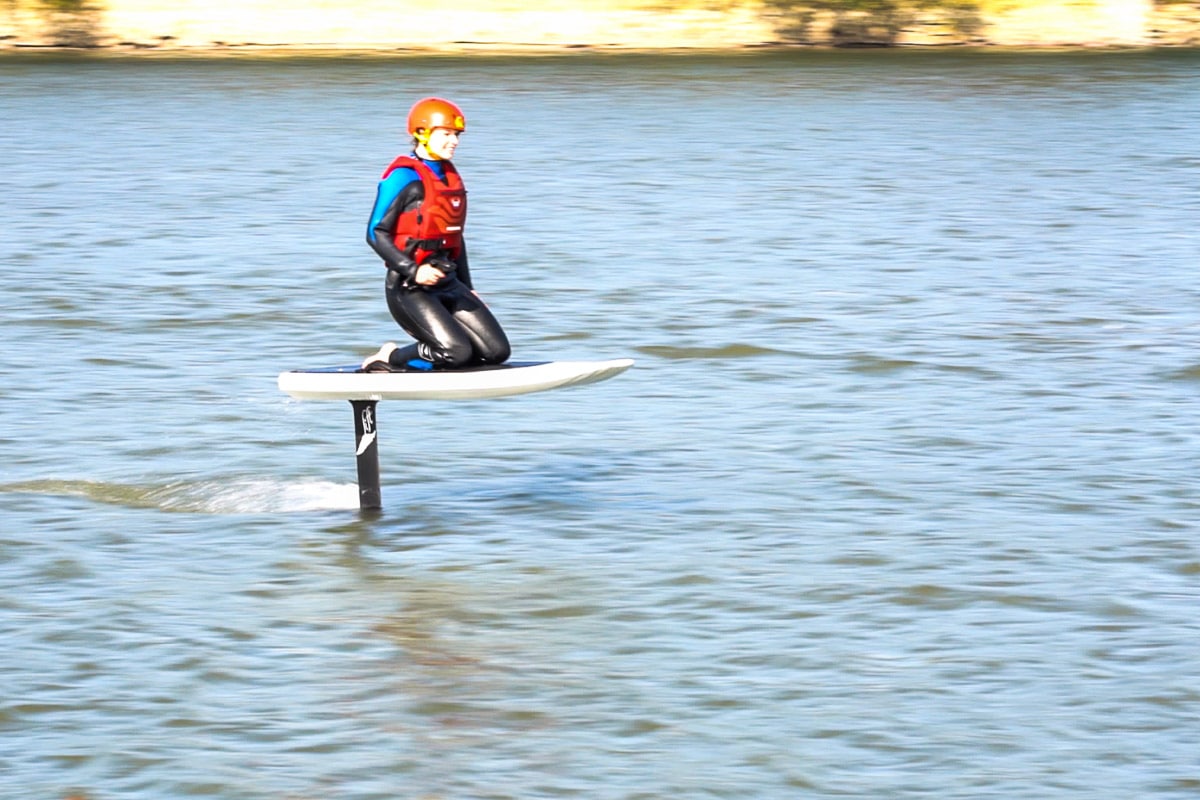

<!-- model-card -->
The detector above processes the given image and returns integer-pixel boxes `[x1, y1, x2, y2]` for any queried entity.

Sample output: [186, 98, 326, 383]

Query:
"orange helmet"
[407, 97, 466, 138]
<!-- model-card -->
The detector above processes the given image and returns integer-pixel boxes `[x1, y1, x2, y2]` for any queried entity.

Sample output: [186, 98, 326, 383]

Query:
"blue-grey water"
[2, 50, 1199, 799]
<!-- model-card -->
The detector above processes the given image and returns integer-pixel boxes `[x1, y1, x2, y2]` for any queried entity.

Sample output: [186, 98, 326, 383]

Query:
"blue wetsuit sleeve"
[367, 167, 418, 244]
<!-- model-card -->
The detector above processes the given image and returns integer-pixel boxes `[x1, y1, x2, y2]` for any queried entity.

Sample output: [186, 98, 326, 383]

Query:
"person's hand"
[414, 263, 445, 285]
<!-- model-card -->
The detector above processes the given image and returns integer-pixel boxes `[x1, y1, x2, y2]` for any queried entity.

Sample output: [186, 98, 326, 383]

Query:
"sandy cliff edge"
[3, 0, 1199, 51]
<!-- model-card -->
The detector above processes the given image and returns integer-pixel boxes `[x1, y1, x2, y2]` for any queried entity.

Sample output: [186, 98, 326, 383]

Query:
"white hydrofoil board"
[279, 358, 634, 401]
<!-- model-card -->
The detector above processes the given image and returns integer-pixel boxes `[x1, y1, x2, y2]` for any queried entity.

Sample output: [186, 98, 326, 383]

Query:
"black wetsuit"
[366, 156, 510, 369]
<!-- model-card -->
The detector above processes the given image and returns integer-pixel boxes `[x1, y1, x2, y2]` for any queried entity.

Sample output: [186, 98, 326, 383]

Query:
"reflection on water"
[1, 51, 1199, 799]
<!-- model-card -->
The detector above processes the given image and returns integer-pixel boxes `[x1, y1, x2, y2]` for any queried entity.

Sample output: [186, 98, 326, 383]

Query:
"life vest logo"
[451, 198, 462, 208]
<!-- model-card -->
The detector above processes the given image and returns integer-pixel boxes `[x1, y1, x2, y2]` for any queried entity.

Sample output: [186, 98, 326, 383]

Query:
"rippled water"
[2, 50, 1199, 799]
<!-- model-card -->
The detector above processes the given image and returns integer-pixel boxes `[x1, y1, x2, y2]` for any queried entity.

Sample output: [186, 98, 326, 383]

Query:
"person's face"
[426, 127, 461, 160]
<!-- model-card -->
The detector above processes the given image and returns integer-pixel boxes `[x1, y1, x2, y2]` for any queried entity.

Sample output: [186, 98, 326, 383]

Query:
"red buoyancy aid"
[381, 155, 467, 264]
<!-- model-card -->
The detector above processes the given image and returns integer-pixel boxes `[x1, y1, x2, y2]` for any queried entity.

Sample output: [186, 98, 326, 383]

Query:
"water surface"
[1, 50, 1199, 799]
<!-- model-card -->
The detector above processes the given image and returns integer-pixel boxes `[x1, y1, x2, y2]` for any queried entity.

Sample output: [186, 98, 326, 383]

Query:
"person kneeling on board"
[361, 96, 511, 373]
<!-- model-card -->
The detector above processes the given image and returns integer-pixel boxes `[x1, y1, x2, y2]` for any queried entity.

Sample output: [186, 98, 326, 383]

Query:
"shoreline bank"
[3, 0, 1200, 53]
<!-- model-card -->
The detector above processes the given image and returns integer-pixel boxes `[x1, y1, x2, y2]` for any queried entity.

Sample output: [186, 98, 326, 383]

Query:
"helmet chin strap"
[413, 130, 433, 159]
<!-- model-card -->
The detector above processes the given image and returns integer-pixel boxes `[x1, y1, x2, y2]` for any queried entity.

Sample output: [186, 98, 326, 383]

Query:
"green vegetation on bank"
[762, 0, 986, 46]
[10, 0, 102, 47]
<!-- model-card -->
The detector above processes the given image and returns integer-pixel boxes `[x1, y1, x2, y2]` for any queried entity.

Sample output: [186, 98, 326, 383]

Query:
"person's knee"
[473, 329, 510, 365]
[480, 340, 510, 365]
[432, 339, 474, 368]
